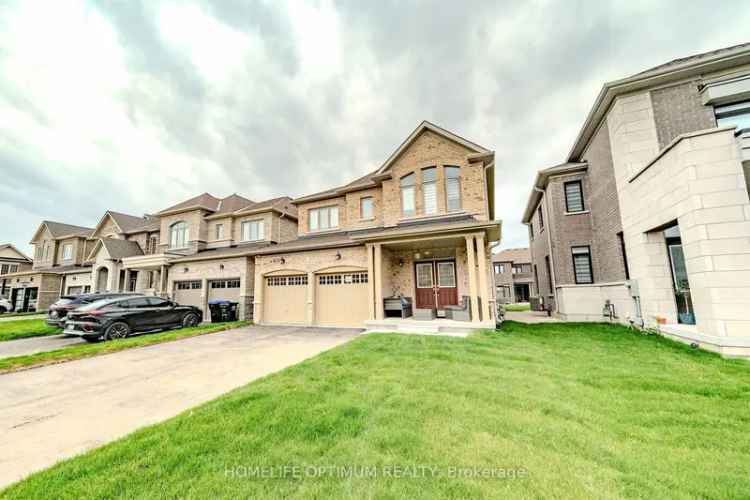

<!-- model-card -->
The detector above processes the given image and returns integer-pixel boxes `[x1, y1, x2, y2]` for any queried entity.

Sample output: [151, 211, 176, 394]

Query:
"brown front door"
[414, 260, 459, 309]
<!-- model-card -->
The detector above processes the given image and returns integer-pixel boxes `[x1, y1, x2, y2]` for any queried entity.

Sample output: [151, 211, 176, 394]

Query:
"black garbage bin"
[208, 300, 238, 323]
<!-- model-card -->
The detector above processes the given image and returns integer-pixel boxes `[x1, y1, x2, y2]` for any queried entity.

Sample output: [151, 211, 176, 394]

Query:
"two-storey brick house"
[492, 248, 534, 303]
[252, 121, 501, 331]
[0, 244, 32, 303]
[523, 42, 750, 356]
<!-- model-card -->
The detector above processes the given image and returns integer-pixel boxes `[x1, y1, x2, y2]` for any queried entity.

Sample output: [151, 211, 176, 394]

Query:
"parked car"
[47, 293, 143, 327]
[64, 296, 202, 342]
[0, 297, 12, 314]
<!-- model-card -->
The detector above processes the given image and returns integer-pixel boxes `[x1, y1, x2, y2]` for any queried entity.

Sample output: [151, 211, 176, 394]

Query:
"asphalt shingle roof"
[44, 221, 94, 238]
[492, 248, 530, 264]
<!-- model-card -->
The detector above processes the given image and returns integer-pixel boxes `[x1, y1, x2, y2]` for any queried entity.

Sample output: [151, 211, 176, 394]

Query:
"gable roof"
[492, 247, 530, 264]
[92, 211, 160, 237]
[568, 42, 750, 161]
[0, 243, 32, 262]
[31, 221, 94, 242]
[295, 121, 494, 204]
[157, 193, 223, 216]
[232, 196, 297, 218]
[89, 238, 144, 261]
[521, 162, 588, 223]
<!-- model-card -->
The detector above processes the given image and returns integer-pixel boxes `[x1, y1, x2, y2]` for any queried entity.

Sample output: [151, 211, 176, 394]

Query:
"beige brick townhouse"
[523, 42, 750, 356]
[0, 244, 32, 303]
[253, 121, 501, 331]
[492, 248, 534, 303]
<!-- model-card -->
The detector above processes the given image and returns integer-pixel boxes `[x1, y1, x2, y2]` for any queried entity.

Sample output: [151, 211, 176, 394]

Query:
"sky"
[1, 0, 748, 257]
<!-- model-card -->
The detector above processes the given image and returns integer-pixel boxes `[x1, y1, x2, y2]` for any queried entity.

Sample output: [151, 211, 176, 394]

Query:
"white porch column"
[374, 244, 384, 320]
[366, 244, 375, 320]
[107, 264, 119, 292]
[306, 271, 315, 325]
[160, 265, 166, 295]
[465, 235, 480, 323]
[200, 277, 209, 322]
[253, 260, 263, 324]
[475, 233, 490, 322]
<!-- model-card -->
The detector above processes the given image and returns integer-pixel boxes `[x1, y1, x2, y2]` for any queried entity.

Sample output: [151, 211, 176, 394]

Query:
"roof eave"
[521, 163, 588, 223]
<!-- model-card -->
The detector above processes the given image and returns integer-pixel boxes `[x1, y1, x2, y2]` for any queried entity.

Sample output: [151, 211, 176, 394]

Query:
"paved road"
[0, 325, 360, 488]
[0, 334, 84, 358]
[0, 314, 45, 322]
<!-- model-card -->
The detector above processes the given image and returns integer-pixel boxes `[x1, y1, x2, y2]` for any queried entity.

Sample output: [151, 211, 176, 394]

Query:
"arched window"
[400, 173, 416, 216]
[169, 222, 189, 249]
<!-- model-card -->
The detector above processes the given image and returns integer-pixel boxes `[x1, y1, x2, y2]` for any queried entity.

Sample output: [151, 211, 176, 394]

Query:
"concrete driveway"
[0, 334, 84, 358]
[0, 325, 359, 488]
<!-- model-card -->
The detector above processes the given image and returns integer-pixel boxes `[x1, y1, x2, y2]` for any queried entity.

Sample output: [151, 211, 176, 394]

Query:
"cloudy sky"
[1, 0, 748, 256]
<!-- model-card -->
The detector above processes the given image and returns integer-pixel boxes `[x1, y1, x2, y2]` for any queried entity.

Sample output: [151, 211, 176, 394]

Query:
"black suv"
[47, 293, 142, 327]
[64, 296, 202, 342]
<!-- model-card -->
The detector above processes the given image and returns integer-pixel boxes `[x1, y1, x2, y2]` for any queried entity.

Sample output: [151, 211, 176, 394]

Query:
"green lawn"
[0, 321, 250, 373]
[503, 302, 530, 312]
[3, 322, 749, 499]
[0, 319, 60, 342]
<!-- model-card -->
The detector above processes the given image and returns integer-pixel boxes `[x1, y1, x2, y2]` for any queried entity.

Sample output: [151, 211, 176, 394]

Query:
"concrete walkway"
[0, 325, 359, 488]
[0, 334, 85, 358]
[505, 310, 561, 324]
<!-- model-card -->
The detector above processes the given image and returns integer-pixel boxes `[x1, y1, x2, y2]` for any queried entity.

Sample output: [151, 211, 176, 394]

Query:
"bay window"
[422, 167, 437, 215]
[445, 166, 461, 211]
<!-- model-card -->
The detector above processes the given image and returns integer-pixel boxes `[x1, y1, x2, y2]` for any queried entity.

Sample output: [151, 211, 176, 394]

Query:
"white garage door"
[208, 278, 241, 302]
[173, 280, 203, 309]
[263, 274, 307, 325]
[315, 272, 369, 327]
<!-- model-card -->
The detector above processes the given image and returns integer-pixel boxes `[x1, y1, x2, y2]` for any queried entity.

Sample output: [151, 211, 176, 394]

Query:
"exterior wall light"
[335, 252, 342, 260]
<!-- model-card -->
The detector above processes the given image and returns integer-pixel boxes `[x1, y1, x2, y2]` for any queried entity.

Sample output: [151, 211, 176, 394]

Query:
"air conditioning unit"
[625, 279, 639, 298]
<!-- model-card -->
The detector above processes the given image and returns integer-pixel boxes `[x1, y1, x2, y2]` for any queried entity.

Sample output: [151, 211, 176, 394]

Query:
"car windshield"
[76, 299, 121, 312]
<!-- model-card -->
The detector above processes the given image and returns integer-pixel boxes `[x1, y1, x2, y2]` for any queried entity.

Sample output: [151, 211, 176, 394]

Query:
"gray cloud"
[1, 0, 748, 256]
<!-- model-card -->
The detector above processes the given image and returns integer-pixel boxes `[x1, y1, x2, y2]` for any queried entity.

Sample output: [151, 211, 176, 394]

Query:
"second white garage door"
[263, 274, 307, 325]
[315, 271, 369, 327]
[173, 280, 203, 308]
[208, 278, 241, 302]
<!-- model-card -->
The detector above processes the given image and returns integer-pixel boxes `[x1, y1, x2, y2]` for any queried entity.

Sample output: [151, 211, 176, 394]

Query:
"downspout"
[534, 187, 559, 314]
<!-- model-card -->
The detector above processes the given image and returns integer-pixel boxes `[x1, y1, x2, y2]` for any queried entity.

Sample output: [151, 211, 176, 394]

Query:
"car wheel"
[104, 321, 130, 340]
[0, 306, 6, 314]
[182, 313, 200, 328]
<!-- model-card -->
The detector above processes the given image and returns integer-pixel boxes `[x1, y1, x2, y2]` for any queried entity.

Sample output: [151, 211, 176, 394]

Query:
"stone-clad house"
[492, 248, 534, 303]
[523, 42, 750, 356]
[3, 121, 501, 331]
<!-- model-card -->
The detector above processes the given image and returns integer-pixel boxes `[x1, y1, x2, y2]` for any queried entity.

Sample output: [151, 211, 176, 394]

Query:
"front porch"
[119, 253, 175, 296]
[362, 229, 497, 333]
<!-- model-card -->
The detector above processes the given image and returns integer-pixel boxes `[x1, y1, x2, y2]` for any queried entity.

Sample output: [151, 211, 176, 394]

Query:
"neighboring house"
[3, 221, 94, 311]
[522, 42, 750, 356]
[0, 244, 32, 299]
[253, 121, 500, 330]
[492, 248, 534, 303]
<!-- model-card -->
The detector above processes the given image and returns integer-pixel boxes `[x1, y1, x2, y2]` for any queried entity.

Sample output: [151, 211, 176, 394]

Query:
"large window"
[445, 166, 461, 211]
[169, 221, 189, 249]
[572, 246, 593, 284]
[494, 263, 505, 274]
[360, 197, 374, 219]
[62, 244, 73, 261]
[422, 167, 437, 215]
[512, 264, 531, 274]
[241, 220, 265, 241]
[309, 206, 339, 231]
[564, 180, 585, 212]
[715, 100, 750, 131]
[215, 224, 224, 240]
[400, 173, 416, 216]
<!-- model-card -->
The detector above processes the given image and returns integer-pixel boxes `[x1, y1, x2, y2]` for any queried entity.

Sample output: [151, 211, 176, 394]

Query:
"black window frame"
[571, 245, 594, 284]
[564, 180, 585, 213]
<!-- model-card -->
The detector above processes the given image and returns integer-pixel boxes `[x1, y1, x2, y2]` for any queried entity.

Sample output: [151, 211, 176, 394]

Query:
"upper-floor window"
[422, 167, 437, 215]
[148, 236, 158, 255]
[241, 220, 265, 241]
[360, 197, 373, 219]
[309, 206, 339, 231]
[564, 181, 585, 213]
[169, 221, 189, 249]
[216, 224, 224, 240]
[529, 223, 534, 240]
[715, 100, 750, 131]
[538, 205, 544, 231]
[400, 173, 416, 217]
[445, 166, 461, 211]
[512, 263, 531, 274]
[572, 246, 593, 284]
[494, 263, 505, 274]
[62, 244, 73, 261]
[43, 241, 50, 260]
[0, 264, 8, 275]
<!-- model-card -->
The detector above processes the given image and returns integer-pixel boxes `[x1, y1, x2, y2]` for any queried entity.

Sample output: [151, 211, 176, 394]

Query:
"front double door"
[415, 260, 458, 309]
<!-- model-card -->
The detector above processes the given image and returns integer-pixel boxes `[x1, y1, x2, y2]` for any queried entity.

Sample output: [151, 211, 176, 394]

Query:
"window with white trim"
[241, 220, 264, 241]
[169, 222, 189, 249]
[62, 243, 73, 261]
[0, 264, 8, 275]
[360, 197, 373, 219]
[445, 166, 461, 211]
[308, 206, 339, 231]
[176, 280, 202, 290]
[572, 246, 593, 284]
[400, 173, 416, 216]
[564, 181, 585, 212]
[422, 167, 437, 215]
[215, 224, 224, 240]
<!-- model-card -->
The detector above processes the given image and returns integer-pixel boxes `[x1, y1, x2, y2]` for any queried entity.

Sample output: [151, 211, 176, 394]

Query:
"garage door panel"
[208, 278, 241, 302]
[315, 272, 369, 327]
[264, 275, 307, 324]
[173, 280, 203, 309]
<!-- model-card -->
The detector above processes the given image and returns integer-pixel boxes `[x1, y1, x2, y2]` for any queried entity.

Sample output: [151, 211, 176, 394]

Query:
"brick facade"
[651, 81, 716, 149]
